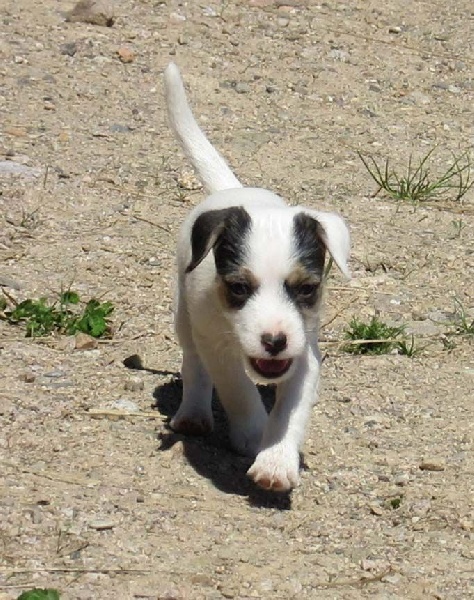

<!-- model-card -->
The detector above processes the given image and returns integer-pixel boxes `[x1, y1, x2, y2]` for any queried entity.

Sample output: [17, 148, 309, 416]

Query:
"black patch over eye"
[285, 281, 320, 308]
[227, 281, 251, 297]
[297, 283, 318, 298]
[223, 279, 255, 309]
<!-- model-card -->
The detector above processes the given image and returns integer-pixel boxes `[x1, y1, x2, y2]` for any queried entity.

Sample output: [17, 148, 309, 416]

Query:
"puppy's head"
[186, 205, 349, 384]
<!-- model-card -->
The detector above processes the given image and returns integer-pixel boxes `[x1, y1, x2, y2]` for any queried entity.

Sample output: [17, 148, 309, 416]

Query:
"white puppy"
[164, 63, 350, 492]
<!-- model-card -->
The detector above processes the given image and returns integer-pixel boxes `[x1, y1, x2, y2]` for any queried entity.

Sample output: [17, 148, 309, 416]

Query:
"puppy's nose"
[261, 332, 287, 356]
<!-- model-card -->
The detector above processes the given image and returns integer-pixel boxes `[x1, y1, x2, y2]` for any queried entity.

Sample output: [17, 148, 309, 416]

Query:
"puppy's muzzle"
[248, 331, 293, 380]
[250, 357, 293, 379]
[260, 332, 287, 356]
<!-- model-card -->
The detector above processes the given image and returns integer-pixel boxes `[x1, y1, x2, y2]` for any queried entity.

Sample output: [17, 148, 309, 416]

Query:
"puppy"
[164, 63, 350, 492]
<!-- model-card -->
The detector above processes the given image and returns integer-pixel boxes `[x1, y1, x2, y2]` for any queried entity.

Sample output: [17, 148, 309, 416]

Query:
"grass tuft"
[343, 316, 417, 356]
[450, 297, 474, 336]
[358, 148, 473, 205]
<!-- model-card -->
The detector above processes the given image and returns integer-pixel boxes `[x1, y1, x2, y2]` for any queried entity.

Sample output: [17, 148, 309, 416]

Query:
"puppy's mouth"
[249, 358, 293, 379]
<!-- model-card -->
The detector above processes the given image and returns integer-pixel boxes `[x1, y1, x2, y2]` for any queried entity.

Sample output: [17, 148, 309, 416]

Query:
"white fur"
[164, 63, 350, 491]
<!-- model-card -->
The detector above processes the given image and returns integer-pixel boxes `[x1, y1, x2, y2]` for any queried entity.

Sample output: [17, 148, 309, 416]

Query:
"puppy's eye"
[227, 281, 251, 297]
[297, 283, 318, 297]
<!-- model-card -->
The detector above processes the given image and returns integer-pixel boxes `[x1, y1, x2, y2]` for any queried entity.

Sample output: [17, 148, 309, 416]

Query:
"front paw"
[247, 446, 300, 492]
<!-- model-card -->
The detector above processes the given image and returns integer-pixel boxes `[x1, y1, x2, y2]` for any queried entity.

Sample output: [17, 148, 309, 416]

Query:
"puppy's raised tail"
[164, 63, 242, 194]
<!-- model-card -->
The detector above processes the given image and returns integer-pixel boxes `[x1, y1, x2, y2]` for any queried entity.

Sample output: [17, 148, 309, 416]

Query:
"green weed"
[396, 334, 421, 357]
[1, 290, 114, 338]
[451, 218, 467, 239]
[389, 497, 402, 510]
[17, 590, 60, 600]
[450, 297, 474, 336]
[343, 316, 407, 355]
[358, 148, 473, 205]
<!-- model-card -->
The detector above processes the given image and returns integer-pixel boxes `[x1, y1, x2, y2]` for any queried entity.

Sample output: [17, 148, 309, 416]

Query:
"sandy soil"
[1, 0, 473, 598]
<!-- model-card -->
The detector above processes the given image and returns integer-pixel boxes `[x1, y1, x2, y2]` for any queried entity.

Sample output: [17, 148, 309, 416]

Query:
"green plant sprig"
[1, 291, 114, 338]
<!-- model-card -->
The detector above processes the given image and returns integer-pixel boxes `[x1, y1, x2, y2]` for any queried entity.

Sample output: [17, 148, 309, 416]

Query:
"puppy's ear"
[303, 210, 351, 278]
[186, 207, 249, 273]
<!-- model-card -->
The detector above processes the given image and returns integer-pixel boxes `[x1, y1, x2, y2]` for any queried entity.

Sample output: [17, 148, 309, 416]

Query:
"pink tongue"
[255, 359, 289, 375]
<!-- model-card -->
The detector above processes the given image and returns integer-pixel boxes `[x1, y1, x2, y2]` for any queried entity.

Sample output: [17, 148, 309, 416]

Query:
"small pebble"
[110, 398, 140, 412]
[369, 504, 384, 516]
[235, 82, 250, 94]
[0, 161, 42, 178]
[124, 377, 144, 392]
[20, 372, 36, 383]
[66, 0, 115, 27]
[89, 519, 116, 531]
[60, 42, 78, 57]
[109, 123, 131, 133]
[117, 47, 135, 63]
[394, 473, 410, 486]
[419, 460, 445, 472]
[75, 332, 98, 350]
[0, 276, 21, 291]
[44, 370, 66, 378]
[4, 127, 28, 137]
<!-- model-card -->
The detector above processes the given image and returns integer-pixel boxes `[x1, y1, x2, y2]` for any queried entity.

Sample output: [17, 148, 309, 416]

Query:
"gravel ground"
[1, 0, 473, 598]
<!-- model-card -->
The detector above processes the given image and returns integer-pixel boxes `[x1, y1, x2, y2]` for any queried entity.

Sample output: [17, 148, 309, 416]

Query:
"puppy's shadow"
[151, 374, 292, 510]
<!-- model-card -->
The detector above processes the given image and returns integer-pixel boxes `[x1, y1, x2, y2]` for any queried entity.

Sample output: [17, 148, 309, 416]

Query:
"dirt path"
[1, 0, 473, 598]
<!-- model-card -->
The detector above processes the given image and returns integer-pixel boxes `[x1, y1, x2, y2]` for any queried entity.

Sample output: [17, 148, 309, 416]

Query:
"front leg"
[248, 343, 321, 491]
[207, 353, 267, 458]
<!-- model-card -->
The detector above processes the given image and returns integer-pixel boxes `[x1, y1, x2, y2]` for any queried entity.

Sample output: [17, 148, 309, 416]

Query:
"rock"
[364, 415, 389, 428]
[123, 354, 143, 370]
[369, 503, 384, 516]
[66, 0, 115, 27]
[124, 377, 144, 392]
[117, 47, 135, 63]
[4, 126, 28, 137]
[394, 473, 410, 486]
[0, 276, 22, 290]
[20, 371, 36, 383]
[405, 319, 444, 336]
[328, 48, 350, 62]
[56, 335, 76, 351]
[60, 42, 78, 56]
[419, 460, 445, 472]
[75, 332, 98, 350]
[235, 82, 250, 94]
[408, 91, 431, 105]
[110, 398, 140, 412]
[43, 370, 66, 378]
[0, 161, 42, 178]
[89, 519, 116, 530]
[169, 11, 186, 23]
[109, 123, 131, 133]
